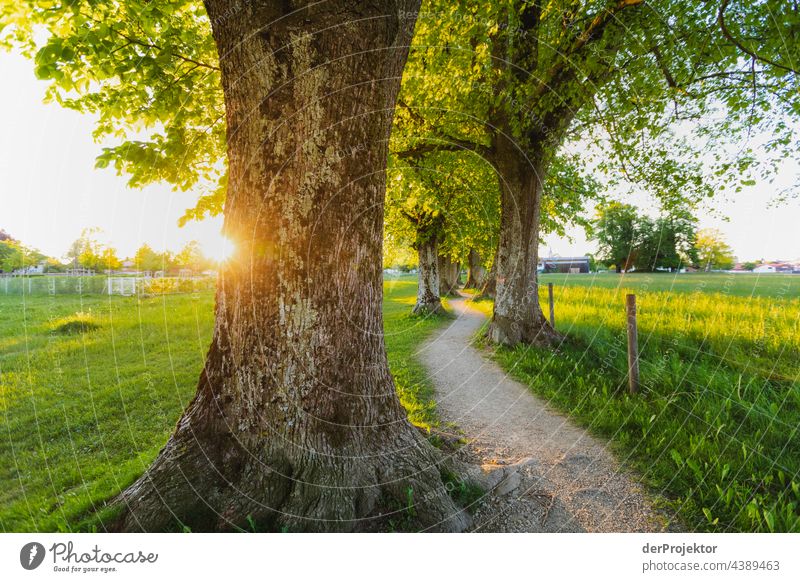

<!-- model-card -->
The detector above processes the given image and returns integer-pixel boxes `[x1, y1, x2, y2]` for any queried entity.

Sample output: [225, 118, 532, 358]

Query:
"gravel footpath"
[420, 295, 673, 532]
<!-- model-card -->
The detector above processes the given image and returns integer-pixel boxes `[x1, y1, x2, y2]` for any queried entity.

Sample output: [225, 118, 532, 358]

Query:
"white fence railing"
[0, 276, 216, 296]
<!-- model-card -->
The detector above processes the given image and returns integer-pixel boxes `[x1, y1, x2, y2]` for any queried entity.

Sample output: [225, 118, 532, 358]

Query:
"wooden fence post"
[626, 293, 639, 395]
[547, 282, 555, 328]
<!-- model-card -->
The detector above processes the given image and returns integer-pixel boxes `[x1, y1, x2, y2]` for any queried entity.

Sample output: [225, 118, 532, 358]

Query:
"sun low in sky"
[204, 234, 235, 264]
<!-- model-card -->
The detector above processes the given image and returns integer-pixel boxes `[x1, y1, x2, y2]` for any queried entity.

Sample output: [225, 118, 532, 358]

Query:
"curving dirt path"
[420, 295, 672, 532]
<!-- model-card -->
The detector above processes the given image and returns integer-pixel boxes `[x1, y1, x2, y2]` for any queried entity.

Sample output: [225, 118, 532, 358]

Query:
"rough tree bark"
[486, 135, 559, 346]
[413, 233, 444, 315]
[111, 0, 469, 532]
[465, 249, 486, 289]
[438, 255, 461, 296]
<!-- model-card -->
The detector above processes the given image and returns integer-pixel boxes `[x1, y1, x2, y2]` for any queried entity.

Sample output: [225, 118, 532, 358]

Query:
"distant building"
[753, 262, 794, 274]
[12, 263, 45, 275]
[539, 256, 590, 274]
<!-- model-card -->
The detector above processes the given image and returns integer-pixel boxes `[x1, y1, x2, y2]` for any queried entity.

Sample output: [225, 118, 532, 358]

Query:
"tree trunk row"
[465, 249, 487, 289]
[413, 235, 445, 315]
[438, 255, 461, 296]
[485, 135, 559, 346]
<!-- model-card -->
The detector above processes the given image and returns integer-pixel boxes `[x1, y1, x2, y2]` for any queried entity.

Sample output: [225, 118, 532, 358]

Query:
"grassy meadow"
[540, 271, 800, 299]
[473, 272, 800, 532]
[0, 277, 443, 532]
[2, 271, 798, 533]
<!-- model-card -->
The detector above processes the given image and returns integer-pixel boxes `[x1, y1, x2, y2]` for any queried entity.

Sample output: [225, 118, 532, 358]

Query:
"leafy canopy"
[387, 150, 501, 266]
[593, 202, 699, 272]
[65, 227, 122, 271]
[695, 228, 736, 271]
[3, 0, 799, 233]
[395, 0, 800, 215]
[0, 238, 47, 272]
[1, 0, 226, 223]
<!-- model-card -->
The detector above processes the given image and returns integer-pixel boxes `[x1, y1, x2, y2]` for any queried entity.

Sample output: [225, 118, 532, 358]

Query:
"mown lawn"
[473, 272, 800, 532]
[0, 276, 444, 532]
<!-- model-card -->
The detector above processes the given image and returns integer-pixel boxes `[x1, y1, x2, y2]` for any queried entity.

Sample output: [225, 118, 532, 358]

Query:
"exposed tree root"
[486, 312, 564, 348]
[412, 299, 446, 316]
[107, 412, 474, 533]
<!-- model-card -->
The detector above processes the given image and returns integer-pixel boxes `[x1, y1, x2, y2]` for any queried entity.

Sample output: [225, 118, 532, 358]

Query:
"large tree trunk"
[111, 0, 468, 533]
[486, 138, 559, 346]
[413, 234, 444, 315]
[465, 249, 486, 289]
[438, 255, 460, 296]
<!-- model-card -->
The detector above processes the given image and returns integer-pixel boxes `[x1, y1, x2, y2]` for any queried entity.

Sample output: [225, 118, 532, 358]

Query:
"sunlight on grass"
[0, 277, 447, 532]
[473, 273, 800, 533]
[50, 312, 102, 335]
[383, 276, 451, 430]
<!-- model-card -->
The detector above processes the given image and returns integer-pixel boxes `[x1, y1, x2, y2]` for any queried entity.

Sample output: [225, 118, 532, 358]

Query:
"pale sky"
[0, 51, 226, 261]
[1, 50, 798, 263]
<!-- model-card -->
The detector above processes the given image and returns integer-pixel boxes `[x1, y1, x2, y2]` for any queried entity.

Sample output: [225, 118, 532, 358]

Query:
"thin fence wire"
[0, 276, 215, 296]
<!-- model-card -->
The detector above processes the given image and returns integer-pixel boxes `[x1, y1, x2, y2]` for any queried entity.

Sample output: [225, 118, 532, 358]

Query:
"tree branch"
[79, 10, 220, 72]
[394, 100, 491, 159]
[531, 0, 644, 104]
[113, 27, 220, 71]
[394, 136, 490, 160]
[567, 0, 643, 59]
[718, 0, 799, 75]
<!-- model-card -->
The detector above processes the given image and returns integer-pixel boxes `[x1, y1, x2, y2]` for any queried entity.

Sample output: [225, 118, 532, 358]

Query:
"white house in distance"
[752, 262, 797, 274]
[538, 256, 591, 274]
[12, 262, 46, 275]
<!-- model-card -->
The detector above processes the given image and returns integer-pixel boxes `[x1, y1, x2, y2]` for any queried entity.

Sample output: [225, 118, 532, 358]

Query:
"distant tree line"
[0, 227, 215, 275]
[0, 229, 54, 273]
[593, 203, 735, 273]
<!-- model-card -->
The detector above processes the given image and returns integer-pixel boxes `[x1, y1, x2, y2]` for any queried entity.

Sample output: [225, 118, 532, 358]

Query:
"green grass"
[383, 276, 451, 429]
[472, 272, 800, 532]
[0, 276, 446, 532]
[5, 271, 796, 532]
[539, 271, 800, 299]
